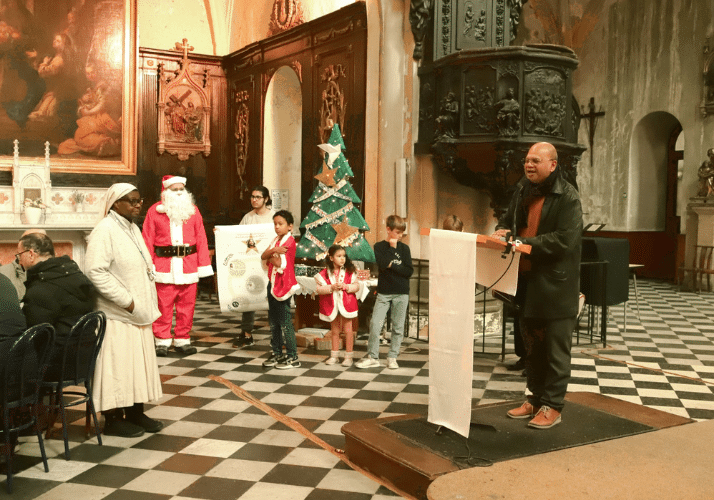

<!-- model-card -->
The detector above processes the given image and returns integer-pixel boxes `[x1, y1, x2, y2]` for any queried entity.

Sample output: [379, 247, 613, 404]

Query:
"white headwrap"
[103, 183, 138, 218]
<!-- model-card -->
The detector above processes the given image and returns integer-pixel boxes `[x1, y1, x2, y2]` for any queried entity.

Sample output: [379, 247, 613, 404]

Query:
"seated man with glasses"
[0, 229, 47, 300]
[142, 175, 213, 357]
[18, 232, 96, 378]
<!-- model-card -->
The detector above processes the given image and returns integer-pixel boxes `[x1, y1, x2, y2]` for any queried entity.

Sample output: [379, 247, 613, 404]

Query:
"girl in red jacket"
[315, 245, 360, 366]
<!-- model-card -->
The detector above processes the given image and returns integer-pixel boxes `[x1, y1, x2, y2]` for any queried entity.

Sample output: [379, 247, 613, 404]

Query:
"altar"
[0, 141, 107, 272]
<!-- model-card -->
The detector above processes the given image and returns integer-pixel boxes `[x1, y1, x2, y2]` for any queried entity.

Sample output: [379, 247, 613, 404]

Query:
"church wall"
[518, 0, 714, 234]
[138, 0, 215, 55]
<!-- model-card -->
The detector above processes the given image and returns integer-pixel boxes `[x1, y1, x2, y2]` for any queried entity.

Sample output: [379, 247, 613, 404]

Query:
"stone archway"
[263, 66, 302, 222]
[628, 111, 683, 279]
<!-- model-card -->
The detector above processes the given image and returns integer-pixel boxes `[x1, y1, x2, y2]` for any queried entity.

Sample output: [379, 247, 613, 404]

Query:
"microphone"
[501, 232, 513, 258]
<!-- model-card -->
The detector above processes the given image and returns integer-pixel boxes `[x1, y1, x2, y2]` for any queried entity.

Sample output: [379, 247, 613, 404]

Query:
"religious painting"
[157, 39, 211, 161]
[0, 0, 137, 174]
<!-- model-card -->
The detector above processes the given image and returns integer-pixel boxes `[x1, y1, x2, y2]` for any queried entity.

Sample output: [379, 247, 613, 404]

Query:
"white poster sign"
[271, 189, 289, 211]
[475, 244, 521, 295]
[215, 223, 276, 313]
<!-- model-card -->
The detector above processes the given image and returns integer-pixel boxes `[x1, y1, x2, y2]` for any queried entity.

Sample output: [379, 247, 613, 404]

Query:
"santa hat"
[162, 175, 187, 190]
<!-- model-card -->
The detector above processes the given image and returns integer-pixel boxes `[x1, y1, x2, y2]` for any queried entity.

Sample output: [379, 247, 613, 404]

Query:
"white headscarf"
[103, 183, 138, 218]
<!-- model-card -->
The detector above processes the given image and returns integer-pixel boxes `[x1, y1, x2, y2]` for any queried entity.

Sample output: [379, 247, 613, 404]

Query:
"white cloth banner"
[427, 229, 478, 438]
[215, 223, 276, 313]
[475, 242, 521, 295]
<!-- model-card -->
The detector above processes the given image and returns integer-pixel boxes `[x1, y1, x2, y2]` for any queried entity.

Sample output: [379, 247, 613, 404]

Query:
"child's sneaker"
[325, 351, 339, 365]
[355, 357, 380, 369]
[386, 357, 399, 369]
[275, 356, 301, 370]
[342, 352, 353, 367]
[262, 352, 284, 367]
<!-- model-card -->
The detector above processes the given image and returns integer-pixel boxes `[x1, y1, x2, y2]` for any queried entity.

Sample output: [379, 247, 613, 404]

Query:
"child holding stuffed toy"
[315, 244, 360, 366]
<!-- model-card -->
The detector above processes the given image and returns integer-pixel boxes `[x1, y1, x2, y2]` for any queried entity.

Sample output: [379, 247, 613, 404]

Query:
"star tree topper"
[317, 142, 342, 167]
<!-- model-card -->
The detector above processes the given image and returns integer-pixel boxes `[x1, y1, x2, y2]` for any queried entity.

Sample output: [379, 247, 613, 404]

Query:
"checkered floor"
[4, 278, 714, 499]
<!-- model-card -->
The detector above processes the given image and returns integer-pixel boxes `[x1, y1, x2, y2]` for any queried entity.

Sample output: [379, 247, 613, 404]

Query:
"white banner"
[215, 223, 276, 313]
[427, 229, 478, 438]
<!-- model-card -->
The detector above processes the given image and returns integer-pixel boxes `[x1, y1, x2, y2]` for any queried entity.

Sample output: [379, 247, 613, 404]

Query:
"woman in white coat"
[86, 183, 164, 437]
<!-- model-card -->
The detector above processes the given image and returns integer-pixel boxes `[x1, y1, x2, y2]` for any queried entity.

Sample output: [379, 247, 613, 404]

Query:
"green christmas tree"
[296, 124, 375, 263]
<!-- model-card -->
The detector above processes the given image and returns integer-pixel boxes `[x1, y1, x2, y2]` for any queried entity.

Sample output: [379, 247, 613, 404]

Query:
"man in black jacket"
[18, 233, 95, 378]
[493, 142, 582, 429]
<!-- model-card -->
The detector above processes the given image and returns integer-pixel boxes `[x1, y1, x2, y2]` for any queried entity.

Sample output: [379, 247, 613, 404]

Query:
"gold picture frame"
[0, 0, 137, 175]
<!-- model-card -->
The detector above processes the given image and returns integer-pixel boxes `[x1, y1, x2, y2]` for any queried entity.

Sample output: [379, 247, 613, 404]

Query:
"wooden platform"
[341, 392, 693, 500]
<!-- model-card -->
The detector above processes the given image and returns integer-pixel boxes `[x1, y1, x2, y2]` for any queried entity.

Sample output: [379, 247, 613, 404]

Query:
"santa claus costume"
[142, 175, 213, 354]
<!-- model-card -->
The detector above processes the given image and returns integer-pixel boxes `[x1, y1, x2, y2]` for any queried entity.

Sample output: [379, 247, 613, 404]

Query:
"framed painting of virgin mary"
[0, 0, 136, 174]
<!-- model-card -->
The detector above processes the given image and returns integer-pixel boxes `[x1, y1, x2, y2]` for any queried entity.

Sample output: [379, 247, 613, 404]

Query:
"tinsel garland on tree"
[296, 124, 375, 262]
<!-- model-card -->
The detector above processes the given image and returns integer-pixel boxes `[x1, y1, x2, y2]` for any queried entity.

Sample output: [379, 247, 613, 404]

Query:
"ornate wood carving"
[263, 67, 277, 94]
[291, 60, 303, 83]
[157, 39, 212, 161]
[419, 82, 435, 127]
[523, 68, 566, 137]
[409, 0, 433, 60]
[495, 0, 505, 46]
[508, 0, 526, 42]
[314, 22, 354, 44]
[319, 64, 347, 143]
[464, 85, 496, 133]
[702, 37, 714, 117]
[494, 88, 520, 136]
[234, 90, 250, 198]
[440, 0, 452, 57]
[434, 91, 459, 140]
[267, 0, 304, 37]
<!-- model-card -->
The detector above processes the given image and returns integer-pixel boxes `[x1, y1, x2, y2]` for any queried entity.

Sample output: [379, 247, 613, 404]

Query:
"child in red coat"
[315, 244, 360, 366]
[260, 211, 301, 369]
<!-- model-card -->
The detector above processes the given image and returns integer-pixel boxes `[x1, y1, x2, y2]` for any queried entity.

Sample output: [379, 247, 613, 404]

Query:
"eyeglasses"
[118, 197, 144, 207]
[14, 249, 30, 261]
[250, 195, 264, 200]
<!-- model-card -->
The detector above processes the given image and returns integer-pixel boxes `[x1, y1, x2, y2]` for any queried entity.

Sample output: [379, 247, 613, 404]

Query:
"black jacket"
[23, 255, 96, 344]
[497, 173, 583, 319]
[0, 273, 26, 339]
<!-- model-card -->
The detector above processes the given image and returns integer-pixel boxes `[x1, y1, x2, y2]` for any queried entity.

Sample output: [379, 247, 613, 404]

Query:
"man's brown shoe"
[528, 405, 561, 429]
[507, 401, 540, 419]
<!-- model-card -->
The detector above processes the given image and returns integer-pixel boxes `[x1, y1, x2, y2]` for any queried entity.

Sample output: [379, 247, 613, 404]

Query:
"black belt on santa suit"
[154, 244, 197, 257]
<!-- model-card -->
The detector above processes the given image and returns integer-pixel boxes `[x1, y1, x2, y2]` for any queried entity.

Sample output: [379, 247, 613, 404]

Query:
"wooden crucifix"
[581, 97, 605, 168]
[174, 38, 194, 66]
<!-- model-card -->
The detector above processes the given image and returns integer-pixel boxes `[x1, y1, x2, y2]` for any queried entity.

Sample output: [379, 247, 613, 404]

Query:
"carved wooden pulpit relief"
[157, 39, 212, 160]
[319, 64, 347, 143]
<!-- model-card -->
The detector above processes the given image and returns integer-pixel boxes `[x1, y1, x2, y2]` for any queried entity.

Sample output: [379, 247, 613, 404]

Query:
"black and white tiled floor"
[4, 279, 714, 499]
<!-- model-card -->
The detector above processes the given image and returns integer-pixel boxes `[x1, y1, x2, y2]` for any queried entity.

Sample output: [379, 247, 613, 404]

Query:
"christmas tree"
[296, 124, 375, 263]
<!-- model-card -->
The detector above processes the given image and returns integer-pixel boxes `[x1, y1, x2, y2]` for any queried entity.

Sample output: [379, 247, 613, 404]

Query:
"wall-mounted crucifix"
[580, 97, 605, 168]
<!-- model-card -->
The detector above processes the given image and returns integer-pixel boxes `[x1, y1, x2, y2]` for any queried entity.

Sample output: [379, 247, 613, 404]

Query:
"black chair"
[0, 323, 54, 493]
[40, 311, 106, 460]
[579, 237, 630, 345]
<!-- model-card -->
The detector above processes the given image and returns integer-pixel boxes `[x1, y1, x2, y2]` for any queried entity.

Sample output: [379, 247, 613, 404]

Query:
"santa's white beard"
[163, 189, 196, 224]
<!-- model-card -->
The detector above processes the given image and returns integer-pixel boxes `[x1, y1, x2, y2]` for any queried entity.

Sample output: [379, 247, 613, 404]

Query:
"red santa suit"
[142, 176, 213, 345]
[314, 267, 359, 322]
[266, 233, 301, 300]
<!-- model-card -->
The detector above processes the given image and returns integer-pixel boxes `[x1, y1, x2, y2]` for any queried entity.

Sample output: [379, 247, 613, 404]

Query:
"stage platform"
[342, 392, 694, 499]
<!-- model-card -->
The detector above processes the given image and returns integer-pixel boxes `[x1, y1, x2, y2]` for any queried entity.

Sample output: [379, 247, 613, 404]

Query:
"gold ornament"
[331, 217, 359, 246]
[314, 161, 337, 187]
